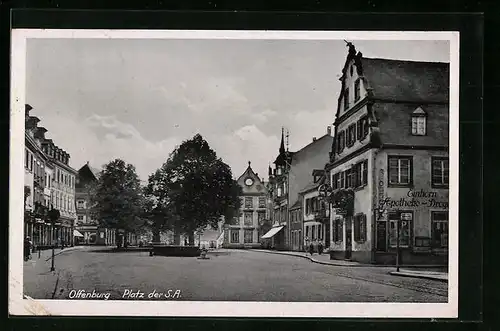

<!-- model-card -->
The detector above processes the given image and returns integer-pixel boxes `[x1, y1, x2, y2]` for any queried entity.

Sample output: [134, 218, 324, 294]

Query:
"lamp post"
[396, 212, 400, 272]
[48, 206, 60, 272]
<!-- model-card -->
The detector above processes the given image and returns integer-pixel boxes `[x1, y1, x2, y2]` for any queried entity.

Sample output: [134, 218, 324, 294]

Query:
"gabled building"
[266, 128, 333, 251]
[223, 162, 268, 248]
[75, 162, 117, 246]
[325, 44, 449, 265]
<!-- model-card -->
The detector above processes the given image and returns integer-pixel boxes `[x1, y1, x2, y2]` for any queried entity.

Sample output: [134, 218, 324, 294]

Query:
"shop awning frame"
[73, 229, 84, 237]
[261, 226, 284, 239]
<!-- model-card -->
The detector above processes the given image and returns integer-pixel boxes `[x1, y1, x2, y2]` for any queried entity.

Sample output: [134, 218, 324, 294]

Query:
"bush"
[152, 245, 201, 257]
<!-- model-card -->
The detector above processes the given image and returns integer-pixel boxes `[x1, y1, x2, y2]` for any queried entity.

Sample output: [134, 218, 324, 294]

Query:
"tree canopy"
[145, 134, 242, 244]
[92, 159, 146, 235]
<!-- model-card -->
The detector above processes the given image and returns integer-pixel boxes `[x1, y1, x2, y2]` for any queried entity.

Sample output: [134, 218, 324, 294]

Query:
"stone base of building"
[374, 250, 448, 265]
[329, 249, 448, 265]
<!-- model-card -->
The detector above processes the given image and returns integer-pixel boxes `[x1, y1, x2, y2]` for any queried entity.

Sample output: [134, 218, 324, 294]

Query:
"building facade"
[75, 162, 117, 246]
[25, 104, 77, 249]
[223, 162, 268, 248]
[266, 128, 333, 251]
[325, 45, 449, 265]
[300, 170, 330, 252]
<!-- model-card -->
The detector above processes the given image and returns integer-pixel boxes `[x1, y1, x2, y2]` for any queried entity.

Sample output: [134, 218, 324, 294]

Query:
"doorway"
[345, 217, 352, 259]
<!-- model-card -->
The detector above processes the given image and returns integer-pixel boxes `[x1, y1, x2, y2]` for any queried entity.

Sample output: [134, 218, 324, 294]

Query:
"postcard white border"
[10, 29, 459, 318]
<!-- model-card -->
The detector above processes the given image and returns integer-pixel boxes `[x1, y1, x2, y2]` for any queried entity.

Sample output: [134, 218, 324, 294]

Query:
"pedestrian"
[309, 241, 314, 256]
[24, 236, 32, 261]
[318, 241, 324, 255]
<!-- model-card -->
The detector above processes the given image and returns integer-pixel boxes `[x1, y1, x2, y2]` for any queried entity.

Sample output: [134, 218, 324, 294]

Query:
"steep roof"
[375, 103, 449, 146]
[360, 57, 449, 103]
[291, 134, 333, 165]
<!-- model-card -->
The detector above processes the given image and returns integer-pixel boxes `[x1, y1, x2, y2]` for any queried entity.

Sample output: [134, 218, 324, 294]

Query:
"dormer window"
[411, 107, 427, 136]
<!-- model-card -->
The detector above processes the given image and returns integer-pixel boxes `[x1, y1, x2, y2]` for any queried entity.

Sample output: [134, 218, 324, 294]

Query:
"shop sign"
[379, 189, 448, 209]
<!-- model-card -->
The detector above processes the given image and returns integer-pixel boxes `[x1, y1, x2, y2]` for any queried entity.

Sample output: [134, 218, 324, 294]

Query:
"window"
[346, 168, 353, 188]
[353, 159, 368, 187]
[258, 197, 266, 208]
[389, 212, 412, 247]
[305, 226, 309, 239]
[388, 156, 412, 186]
[333, 218, 343, 242]
[231, 230, 240, 243]
[347, 123, 356, 147]
[357, 116, 369, 140]
[244, 197, 253, 209]
[411, 107, 427, 135]
[354, 78, 361, 101]
[77, 215, 84, 221]
[30, 153, 33, 171]
[244, 229, 253, 243]
[339, 171, 346, 189]
[337, 130, 346, 154]
[354, 214, 367, 242]
[344, 89, 349, 111]
[257, 211, 265, 224]
[350, 65, 354, 76]
[432, 212, 448, 248]
[244, 212, 253, 226]
[25, 150, 29, 168]
[77, 200, 85, 209]
[312, 225, 316, 240]
[432, 157, 449, 187]
[318, 224, 323, 240]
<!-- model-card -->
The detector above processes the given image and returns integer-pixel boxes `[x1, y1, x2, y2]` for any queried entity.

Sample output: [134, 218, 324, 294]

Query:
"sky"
[26, 37, 450, 182]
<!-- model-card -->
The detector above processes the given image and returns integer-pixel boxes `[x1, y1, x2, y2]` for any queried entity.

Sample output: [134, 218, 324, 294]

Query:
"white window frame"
[388, 157, 412, 185]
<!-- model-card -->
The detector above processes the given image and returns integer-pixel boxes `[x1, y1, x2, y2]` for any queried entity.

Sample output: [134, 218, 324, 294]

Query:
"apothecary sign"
[379, 189, 448, 210]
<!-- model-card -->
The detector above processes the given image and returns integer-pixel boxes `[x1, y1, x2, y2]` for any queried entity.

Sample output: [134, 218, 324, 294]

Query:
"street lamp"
[47, 206, 60, 272]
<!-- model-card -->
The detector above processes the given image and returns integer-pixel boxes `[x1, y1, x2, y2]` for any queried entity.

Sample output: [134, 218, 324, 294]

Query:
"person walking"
[309, 241, 314, 256]
[24, 236, 32, 261]
[318, 241, 324, 255]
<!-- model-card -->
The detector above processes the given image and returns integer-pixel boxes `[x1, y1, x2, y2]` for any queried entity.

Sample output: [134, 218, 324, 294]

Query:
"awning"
[73, 229, 84, 237]
[261, 226, 284, 239]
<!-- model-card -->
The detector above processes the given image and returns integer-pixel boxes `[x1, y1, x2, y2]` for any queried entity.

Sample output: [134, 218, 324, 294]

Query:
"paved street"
[24, 247, 447, 302]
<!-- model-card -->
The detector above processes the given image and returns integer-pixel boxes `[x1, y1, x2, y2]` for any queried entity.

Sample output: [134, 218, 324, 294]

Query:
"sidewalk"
[250, 249, 370, 267]
[250, 249, 448, 282]
[389, 269, 448, 282]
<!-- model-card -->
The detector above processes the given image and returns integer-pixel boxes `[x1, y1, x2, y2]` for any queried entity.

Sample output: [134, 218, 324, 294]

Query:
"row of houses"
[24, 105, 137, 248]
[231, 44, 449, 265]
[24, 104, 78, 249]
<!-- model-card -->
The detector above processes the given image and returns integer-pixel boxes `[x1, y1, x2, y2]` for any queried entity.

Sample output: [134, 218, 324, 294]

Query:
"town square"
[19, 35, 451, 304]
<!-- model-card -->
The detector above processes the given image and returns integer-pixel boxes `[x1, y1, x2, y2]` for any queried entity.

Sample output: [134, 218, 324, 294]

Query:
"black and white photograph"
[9, 30, 459, 317]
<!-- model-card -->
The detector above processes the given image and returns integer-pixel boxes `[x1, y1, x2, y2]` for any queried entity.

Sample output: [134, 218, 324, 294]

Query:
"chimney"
[313, 137, 317, 142]
[327, 126, 332, 136]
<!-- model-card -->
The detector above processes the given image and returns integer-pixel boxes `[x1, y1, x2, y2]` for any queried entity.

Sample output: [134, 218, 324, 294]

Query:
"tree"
[146, 134, 242, 245]
[92, 159, 146, 248]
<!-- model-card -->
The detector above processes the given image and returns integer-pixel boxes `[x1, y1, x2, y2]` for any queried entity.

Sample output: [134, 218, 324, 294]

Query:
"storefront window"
[432, 211, 448, 248]
[389, 213, 412, 247]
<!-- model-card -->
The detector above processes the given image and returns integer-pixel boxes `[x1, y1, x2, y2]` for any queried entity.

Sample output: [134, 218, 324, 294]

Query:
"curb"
[250, 250, 448, 269]
[44, 246, 85, 261]
[389, 271, 448, 283]
[250, 249, 373, 267]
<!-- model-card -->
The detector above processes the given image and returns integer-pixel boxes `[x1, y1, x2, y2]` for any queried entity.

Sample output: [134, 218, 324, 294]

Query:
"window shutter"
[363, 117, 369, 138]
